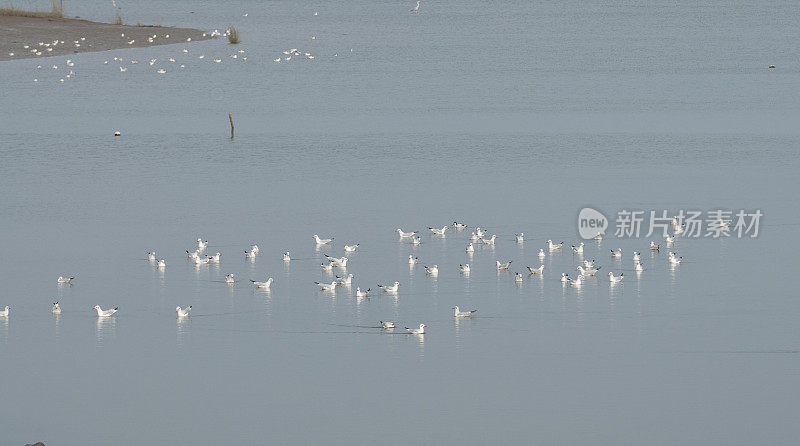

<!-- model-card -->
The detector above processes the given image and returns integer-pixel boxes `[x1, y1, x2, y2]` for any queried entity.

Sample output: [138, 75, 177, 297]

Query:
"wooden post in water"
[228, 113, 234, 139]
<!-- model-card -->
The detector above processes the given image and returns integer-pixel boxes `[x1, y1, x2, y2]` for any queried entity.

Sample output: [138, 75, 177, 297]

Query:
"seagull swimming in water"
[378, 282, 400, 293]
[245, 249, 257, 259]
[453, 306, 476, 317]
[396, 229, 417, 238]
[608, 272, 623, 283]
[561, 273, 570, 283]
[424, 265, 439, 276]
[315, 281, 337, 292]
[176, 306, 191, 318]
[313, 234, 334, 245]
[411, 0, 421, 13]
[650, 241, 660, 251]
[634, 261, 644, 272]
[93, 305, 117, 317]
[57, 276, 74, 284]
[283, 252, 291, 261]
[611, 248, 622, 259]
[158, 259, 166, 268]
[380, 321, 395, 329]
[225, 274, 235, 283]
[0, 306, 9, 317]
[496, 260, 512, 270]
[336, 273, 354, 285]
[538, 249, 546, 259]
[147, 251, 156, 261]
[52, 302, 61, 314]
[408, 255, 419, 265]
[356, 287, 370, 298]
[547, 240, 564, 251]
[576, 265, 601, 276]
[428, 226, 447, 236]
[405, 323, 426, 334]
[516, 233, 524, 243]
[459, 263, 470, 273]
[197, 238, 208, 250]
[632, 251, 641, 261]
[572, 243, 584, 253]
[515, 272, 523, 282]
[453, 221, 467, 230]
[480, 235, 497, 245]
[251, 278, 273, 289]
[344, 244, 359, 253]
[321, 263, 334, 272]
[466, 242, 475, 253]
[411, 236, 422, 245]
[527, 265, 544, 275]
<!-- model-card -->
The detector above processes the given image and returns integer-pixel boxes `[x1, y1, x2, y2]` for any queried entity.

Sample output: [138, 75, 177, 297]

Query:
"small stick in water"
[228, 113, 234, 139]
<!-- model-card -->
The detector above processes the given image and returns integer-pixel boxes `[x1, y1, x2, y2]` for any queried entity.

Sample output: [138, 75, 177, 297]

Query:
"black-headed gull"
[380, 321, 395, 329]
[194, 256, 211, 265]
[608, 272, 623, 283]
[496, 260, 512, 270]
[561, 273, 570, 283]
[411, 236, 422, 245]
[157, 259, 166, 268]
[176, 306, 191, 317]
[571, 274, 584, 286]
[538, 249, 546, 258]
[245, 249, 257, 259]
[225, 274, 235, 283]
[428, 226, 447, 236]
[572, 243, 584, 253]
[650, 241, 660, 251]
[453, 221, 467, 230]
[0, 306, 8, 317]
[197, 238, 208, 250]
[547, 240, 564, 251]
[356, 287, 370, 297]
[321, 263, 334, 272]
[324, 255, 348, 267]
[480, 235, 497, 245]
[466, 243, 475, 253]
[527, 265, 544, 275]
[396, 229, 416, 238]
[93, 305, 117, 317]
[315, 281, 337, 291]
[665, 234, 675, 243]
[283, 252, 291, 261]
[208, 252, 221, 263]
[516, 233, 524, 243]
[470, 232, 479, 242]
[408, 255, 419, 265]
[424, 265, 438, 276]
[632, 252, 641, 261]
[344, 244, 359, 253]
[459, 264, 470, 273]
[250, 244, 259, 254]
[378, 282, 400, 293]
[668, 252, 682, 265]
[515, 272, 523, 282]
[52, 302, 61, 314]
[313, 234, 334, 245]
[405, 323, 426, 334]
[147, 251, 156, 261]
[476, 227, 486, 238]
[634, 261, 644, 272]
[336, 273, 354, 285]
[251, 278, 273, 289]
[57, 276, 74, 284]
[453, 306, 476, 317]
[187, 250, 201, 259]
[611, 248, 622, 259]
[576, 265, 601, 276]
[582, 260, 596, 269]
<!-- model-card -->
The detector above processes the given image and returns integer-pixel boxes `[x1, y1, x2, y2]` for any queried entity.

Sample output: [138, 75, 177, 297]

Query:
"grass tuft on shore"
[0, 0, 63, 18]
[227, 25, 239, 44]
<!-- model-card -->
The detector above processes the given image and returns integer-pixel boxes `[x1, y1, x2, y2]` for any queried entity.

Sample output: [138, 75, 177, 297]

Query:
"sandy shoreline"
[0, 15, 212, 61]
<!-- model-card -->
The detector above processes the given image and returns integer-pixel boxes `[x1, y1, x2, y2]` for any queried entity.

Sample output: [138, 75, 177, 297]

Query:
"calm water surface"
[1, 1, 799, 444]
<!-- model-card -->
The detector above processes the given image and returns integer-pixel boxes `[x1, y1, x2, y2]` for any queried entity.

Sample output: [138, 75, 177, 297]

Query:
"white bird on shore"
[283, 252, 291, 261]
[527, 265, 544, 275]
[572, 243, 584, 253]
[428, 226, 447, 236]
[251, 278, 273, 289]
[315, 281, 337, 291]
[336, 273, 354, 285]
[424, 265, 438, 276]
[197, 238, 208, 250]
[57, 276, 74, 284]
[396, 229, 417, 238]
[344, 244, 359, 252]
[52, 302, 61, 314]
[378, 282, 400, 293]
[459, 264, 470, 273]
[496, 260, 512, 270]
[561, 273, 570, 283]
[516, 233, 524, 243]
[147, 251, 156, 261]
[158, 259, 166, 268]
[411, 236, 422, 245]
[453, 306, 475, 317]
[632, 251, 641, 261]
[0, 306, 9, 317]
[356, 287, 370, 298]
[93, 305, 117, 317]
[538, 249, 546, 259]
[225, 274, 235, 283]
[380, 321, 395, 329]
[650, 241, 660, 251]
[406, 323, 426, 334]
[547, 240, 563, 251]
[176, 306, 191, 318]
[453, 221, 467, 230]
[608, 272, 623, 283]
[313, 234, 333, 245]
[611, 248, 622, 259]
[408, 255, 419, 265]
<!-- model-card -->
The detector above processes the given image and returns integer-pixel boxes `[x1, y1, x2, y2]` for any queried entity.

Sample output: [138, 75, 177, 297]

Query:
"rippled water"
[1, 1, 799, 444]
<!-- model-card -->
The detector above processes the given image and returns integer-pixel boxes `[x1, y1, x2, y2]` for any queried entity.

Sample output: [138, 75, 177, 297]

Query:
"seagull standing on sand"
[453, 306, 476, 317]
[176, 306, 191, 318]
[93, 305, 118, 317]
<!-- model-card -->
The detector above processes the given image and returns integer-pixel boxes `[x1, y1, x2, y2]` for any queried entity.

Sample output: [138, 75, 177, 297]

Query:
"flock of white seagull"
[0, 216, 696, 336]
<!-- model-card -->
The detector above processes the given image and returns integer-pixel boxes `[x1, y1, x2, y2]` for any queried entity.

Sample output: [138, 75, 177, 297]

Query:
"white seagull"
[572, 243, 584, 253]
[411, 0, 421, 13]
[245, 249, 257, 259]
[325, 255, 348, 267]
[496, 260, 512, 270]
[378, 282, 400, 293]
[336, 273, 354, 285]
[380, 321, 395, 329]
[515, 272, 523, 282]
[561, 273, 570, 283]
[547, 240, 563, 251]
[459, 263, 470, 273]
[356, 287, 370, 298]
[470, 232, 479, 242]
[250, 244, 259, 254]
[93, 305, 117, 317]
[453, 306, 476, 317]
[632, 251, 641, 261]
[344, 244, 359, 252]
[576, 265, 601, 276]
[187, 250, 201, 260]
[453, 221, 467, 230]
[611, 248, 622, 259]
[158, 259, 166, 268]
[516, 233, 524, 243]
[225, 274, 235, 283]
[208, 252, 221, 263]
[411, 236, 422, 245]
[251, 278, 273, 289]
[57, 276, 74, 284]
[0, 306, 9, 317]
[650, 241, 660, 251]
[608, 272, 623, 283]
[396, 229, 417, 238]
[476, 227, 486, 238]
[480, 235, 497, 245]
[176, 306, 191, 317]
[315, 281, 337, 291]
[428, 226, 447, 236]
[527, 265, 544, 275]
[283, 252, 291, 261]
[408, 255, 419, 265]
[538, 249, 546, 259]
[197, 238, 208, 250]
[320, 263, 334, 272]
[313, 234, 334, 245]
[634, 261, 644, 272]
[571, 274, 584, 286]
[52, 302, 61, 314]
[466, 243, 475, 253]
[147, 251, 156, 261]
[424, 265, 439, 276]
[406, 324, 426, 334]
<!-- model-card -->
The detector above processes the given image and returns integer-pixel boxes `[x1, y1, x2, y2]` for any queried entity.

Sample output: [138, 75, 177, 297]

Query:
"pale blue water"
[1, 1, 799, 445]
